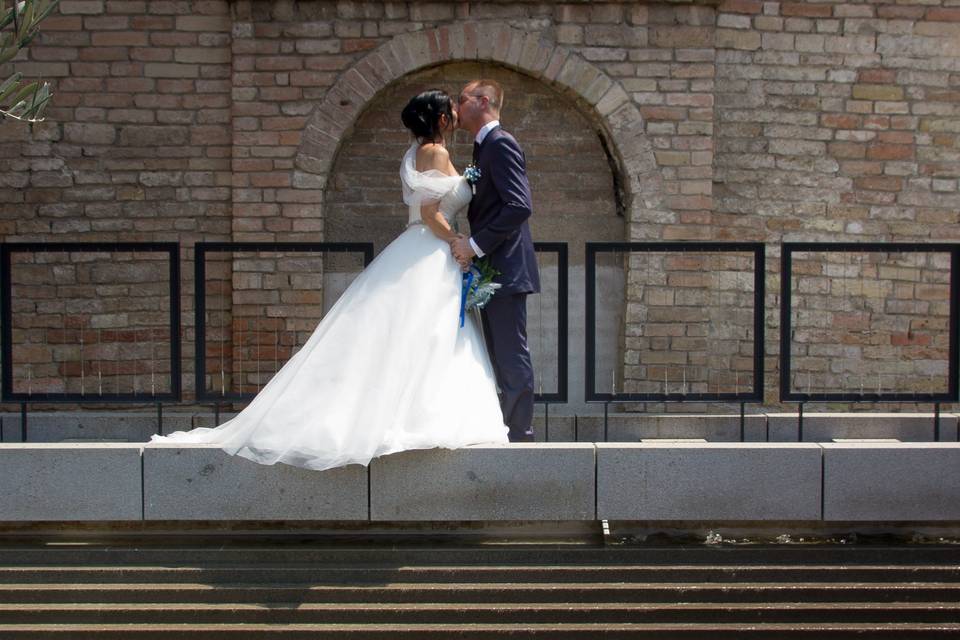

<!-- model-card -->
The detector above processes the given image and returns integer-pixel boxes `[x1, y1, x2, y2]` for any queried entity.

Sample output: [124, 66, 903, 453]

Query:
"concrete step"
[1, 582, 959, 604]
[1, 545, 958, 567]
[1, 622, 960, 639]
[1, 601, 959, 625]
[2, 564, 959, 584]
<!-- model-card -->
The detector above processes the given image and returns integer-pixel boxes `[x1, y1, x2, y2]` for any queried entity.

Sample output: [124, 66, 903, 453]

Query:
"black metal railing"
[585, 242, 766, 440]
[780, 242, 960, 438]
[1, 239, 956, 443]
[194, 242, 374, 412]
[531, 242, 568, 439]
[1, 242, 181, 438]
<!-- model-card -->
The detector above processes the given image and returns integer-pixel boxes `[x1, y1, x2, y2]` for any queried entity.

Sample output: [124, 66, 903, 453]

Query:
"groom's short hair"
[468, 79, 503, 113]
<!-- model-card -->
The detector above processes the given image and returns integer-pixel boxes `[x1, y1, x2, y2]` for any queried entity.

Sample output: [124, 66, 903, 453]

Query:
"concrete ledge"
[823, 443, 960, 521]
[370, 444, 595, 521]
[1, 412, 196, 443]
[4, 412, 956, 443]
[143, 444, 367, 521]
[0, 443, 142, 521]
[4, 440, 960, 523]
[577, 414, 768, 442]
[767, 412, 956, 442]
[596, 443, 822, 521]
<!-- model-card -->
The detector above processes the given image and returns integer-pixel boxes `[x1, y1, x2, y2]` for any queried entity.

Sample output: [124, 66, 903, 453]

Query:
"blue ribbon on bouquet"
[459, 270, 475, 328]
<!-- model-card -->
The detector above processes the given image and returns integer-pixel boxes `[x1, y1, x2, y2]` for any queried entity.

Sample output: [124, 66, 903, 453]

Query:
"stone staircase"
[0, 543, 958, 638]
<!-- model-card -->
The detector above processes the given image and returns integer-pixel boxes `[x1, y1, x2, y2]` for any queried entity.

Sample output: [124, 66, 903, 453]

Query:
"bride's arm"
[416, 145, 458, 243]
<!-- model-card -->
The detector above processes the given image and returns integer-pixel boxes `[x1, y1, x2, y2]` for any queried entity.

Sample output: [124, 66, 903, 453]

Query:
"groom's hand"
[450, 235, 476, 267]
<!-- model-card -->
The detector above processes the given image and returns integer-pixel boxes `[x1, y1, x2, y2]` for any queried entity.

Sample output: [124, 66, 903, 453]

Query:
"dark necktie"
[472, 141, 480, 165]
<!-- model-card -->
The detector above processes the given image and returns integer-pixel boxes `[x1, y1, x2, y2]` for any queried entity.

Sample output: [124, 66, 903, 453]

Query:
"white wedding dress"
[151, 143, 509, 470]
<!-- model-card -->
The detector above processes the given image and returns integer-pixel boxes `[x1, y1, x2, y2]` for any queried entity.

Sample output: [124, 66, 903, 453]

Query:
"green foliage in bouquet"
[465, 256, 501, 311]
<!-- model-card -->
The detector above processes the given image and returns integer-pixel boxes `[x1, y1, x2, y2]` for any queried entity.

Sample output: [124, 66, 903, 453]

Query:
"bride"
[151, 89, 510, 470]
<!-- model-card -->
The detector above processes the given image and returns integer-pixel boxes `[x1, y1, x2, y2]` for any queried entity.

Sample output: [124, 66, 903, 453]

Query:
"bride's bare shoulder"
[415, 143, 456, 175]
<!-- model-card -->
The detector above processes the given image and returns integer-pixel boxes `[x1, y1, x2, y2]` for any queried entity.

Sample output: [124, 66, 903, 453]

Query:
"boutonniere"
[464, 164, 481, 195]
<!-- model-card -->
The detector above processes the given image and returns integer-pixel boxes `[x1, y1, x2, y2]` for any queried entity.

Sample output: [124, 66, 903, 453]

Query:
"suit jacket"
[468, 126, 541, 296]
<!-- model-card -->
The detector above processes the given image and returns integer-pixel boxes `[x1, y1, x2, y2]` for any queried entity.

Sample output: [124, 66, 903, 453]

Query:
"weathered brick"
[175, 16, 232, 32]
[174, 47, 232, 64]
[60, 0, 104, 14]
[719, 0, 763, 14]
[144, 63, 199, 78]
[409, 3, 454, 21]
[715, 28, 761, 50]
[866, 144, 914, 161]
[782, 3, 832, 18]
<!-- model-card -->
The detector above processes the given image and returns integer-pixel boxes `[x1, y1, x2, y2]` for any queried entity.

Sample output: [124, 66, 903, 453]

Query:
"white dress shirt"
[469, 120, 500, 258]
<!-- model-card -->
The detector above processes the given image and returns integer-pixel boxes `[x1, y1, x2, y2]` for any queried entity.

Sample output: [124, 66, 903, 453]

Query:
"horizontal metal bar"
[783, 393, 956, 403]
[198, 242, 373, 253]
[2, 242, 178, 254]
[587, 393, 762, 403]
[784, 242, 959, 253]
[587, 241, 763, 253]
[5, 393, 180, 403]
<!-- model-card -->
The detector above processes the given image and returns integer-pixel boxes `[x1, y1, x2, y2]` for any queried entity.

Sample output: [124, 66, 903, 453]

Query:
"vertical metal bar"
[544, 402, 549, 442]
[19, 402, 26, 442]
[157, 401, 163, 436]
[214, 402, 220, 426]
[798, 401, 804, 442]
[949, 247, 959, 403]
[740, 401, 746, 442]
[934, 402, 941, 442]
[557, 244, 569, 404]
[1, 245, 13, 402]
[754, 244, 766, 402]
[780, 245, 793, 402]
[585, 243, 598, 403]
[194, 243, 207, 402]
[169, 244, 182, 401]
[603, 401, 609, 442]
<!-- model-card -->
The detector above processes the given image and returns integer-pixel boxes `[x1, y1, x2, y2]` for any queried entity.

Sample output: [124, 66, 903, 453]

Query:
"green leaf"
[18, 0, 34, 42]
[0, 38, 20, 64]
[35, 0, 58, 24]
[2, 79, 37, 108]
[0, 1, 19, 32]
[0, 72, 22, 103]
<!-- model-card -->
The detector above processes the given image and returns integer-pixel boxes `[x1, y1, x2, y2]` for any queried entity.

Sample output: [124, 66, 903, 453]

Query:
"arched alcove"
[292, 24, 667, 413]
[321, 62, 627, 413]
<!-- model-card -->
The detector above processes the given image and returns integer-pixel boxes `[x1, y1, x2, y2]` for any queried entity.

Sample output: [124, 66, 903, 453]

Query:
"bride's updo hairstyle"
[401, 89, 453, 144]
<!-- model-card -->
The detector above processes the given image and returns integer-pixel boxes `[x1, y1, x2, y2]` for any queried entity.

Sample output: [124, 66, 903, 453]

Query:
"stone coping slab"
[370, 444, 596, 521]
[2, 441, 960, 523]
[822, 442, 960, 521]
[0, 443, 143, 521]
[596, 443, 823, 522]
[142, 443, 368, 521]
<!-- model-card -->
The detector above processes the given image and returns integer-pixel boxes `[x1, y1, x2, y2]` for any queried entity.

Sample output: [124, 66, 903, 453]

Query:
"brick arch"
[292, 22, 667, 232]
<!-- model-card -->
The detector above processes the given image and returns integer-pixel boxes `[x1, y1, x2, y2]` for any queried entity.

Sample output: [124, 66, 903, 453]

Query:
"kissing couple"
[152, 79, 540, 470]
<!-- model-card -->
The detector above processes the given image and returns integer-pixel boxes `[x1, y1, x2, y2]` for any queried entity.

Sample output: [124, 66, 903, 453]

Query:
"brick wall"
[0, 0, 957, 411]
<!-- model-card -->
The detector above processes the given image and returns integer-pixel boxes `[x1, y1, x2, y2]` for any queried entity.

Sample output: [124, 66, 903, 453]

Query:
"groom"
[450, 79, 540, 443]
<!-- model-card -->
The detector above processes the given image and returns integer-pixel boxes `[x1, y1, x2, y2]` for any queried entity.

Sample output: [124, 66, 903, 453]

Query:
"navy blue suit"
[469, 125, 539, 441]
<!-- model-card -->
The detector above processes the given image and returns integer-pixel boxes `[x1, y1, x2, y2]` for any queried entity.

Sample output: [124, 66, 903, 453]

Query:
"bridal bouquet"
[459, 256, 501, 327]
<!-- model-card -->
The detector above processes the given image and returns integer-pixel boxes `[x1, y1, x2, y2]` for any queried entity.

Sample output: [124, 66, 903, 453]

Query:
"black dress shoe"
[508, 432, 535, 443]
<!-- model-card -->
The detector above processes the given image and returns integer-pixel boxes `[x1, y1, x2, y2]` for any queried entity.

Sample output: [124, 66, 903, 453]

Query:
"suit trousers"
[480, 293, 535, 441]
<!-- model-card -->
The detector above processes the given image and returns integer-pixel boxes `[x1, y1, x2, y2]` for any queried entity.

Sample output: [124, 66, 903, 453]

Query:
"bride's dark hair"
[401, 89, 453, 144]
